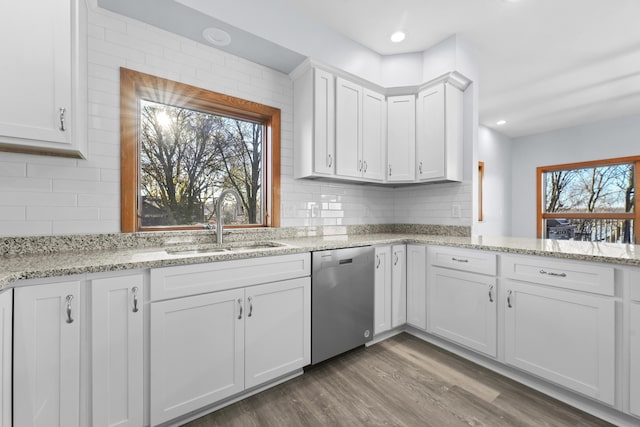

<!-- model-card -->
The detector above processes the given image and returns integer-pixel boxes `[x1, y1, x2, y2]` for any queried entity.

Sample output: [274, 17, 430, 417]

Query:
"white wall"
[510, 115, 640, 238]
[476, 126, 512, 236]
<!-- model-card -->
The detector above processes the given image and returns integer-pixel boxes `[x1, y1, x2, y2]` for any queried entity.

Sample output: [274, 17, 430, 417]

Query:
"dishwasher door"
[312, 246, 374, 364]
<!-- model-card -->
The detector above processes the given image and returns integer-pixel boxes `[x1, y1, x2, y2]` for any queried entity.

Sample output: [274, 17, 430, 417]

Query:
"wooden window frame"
[536, 155, 639, 242]
[478, 161, 485, 222]
[120, 68, 280, 232]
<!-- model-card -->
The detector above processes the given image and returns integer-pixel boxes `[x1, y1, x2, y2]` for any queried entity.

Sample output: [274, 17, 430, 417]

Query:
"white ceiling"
[98, 0, 640, 138]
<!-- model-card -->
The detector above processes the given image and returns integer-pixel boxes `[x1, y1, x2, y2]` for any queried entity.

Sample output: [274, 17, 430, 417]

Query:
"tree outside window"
[538, 157, 639, 243]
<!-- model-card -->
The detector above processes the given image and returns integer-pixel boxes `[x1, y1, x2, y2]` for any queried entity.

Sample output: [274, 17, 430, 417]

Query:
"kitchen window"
[120, 68, 280, 232]
[537, 156, 639, 243]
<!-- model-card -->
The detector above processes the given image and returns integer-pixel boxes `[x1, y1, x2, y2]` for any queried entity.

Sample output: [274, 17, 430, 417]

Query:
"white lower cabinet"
[406, 245, 427, 330]
[150, 277, 310, 426]
[428, 267, 497, 357]
[14, 281, 81, 427]
[374, 246, 392, 335]
[0, 290, 12, 427]
[391, 245, 407, 327]
[630, 302, 640, 417]
[151, 288, 245, 426]
[91, 274, 144, 427]
[504, 280, 615, 405]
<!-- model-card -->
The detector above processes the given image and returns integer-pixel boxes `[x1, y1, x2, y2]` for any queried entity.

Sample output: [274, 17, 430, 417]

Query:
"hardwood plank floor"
[183, 333, 613, 427]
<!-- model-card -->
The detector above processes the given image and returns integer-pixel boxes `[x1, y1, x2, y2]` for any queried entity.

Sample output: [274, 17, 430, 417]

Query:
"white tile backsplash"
[0, 5, 471, 237]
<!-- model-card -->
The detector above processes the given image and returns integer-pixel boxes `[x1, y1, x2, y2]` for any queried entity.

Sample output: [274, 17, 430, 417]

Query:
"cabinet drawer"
[150, 253, 311, 301]
[429, 246, 497, 276]
[501, 255, 614, 296]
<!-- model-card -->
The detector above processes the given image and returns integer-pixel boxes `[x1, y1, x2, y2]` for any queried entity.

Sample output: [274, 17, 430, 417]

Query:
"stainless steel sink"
[164, 241, 285, 256]
[225, 241, 285, 251]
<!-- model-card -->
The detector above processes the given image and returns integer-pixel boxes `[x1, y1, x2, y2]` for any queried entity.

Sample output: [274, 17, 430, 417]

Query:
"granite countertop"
[1, 232, 640, 289]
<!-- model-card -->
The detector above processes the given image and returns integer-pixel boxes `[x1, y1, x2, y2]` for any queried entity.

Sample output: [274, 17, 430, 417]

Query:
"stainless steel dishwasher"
[311, 246, 374, 364]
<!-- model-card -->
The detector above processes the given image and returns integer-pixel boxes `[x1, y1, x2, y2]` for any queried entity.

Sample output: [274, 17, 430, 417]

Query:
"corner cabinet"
[374, 245, 406, 336]
[416, 76, 467, 182]
[14, 281, 82, 427]
[293, 67, 335, 178]
[0, 0, 87, 158]
[386, 95, 416, 183]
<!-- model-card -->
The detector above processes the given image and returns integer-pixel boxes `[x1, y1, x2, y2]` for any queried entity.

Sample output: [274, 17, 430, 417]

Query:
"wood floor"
[183, 333, 612, 427]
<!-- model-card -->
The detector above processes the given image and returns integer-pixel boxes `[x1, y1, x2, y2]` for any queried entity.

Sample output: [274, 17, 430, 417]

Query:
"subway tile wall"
[0, 5, 470, 236]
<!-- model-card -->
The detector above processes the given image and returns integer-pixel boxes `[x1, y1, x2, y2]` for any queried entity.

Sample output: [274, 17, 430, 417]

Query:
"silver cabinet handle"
[65, 295, 74, 324]
[248, 296, 253, 317]
[132, 286, 139, 313]
[59, 107, 66, 131]
[363, 161, 367, 173]
[376, 255, 381, 269]
[539, 269, 567, 278]
[388, 164, 392, 176]
[394, 252, 399, 266]
[237, 298, 243, 319]
[419, 161, 423, 174]
[451, 257, 469, 263]
[359, 160, 363, 172]
[488, 285, 494, 303]
[507, 290, 513, 308]
[328, 154, 332, 168]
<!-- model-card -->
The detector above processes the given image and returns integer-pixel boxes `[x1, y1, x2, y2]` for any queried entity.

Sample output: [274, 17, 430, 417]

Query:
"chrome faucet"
[215, 189, 243, 244]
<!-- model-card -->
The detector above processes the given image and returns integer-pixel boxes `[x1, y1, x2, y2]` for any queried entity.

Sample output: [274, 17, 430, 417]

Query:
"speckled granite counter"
[2, 231, 640, 289]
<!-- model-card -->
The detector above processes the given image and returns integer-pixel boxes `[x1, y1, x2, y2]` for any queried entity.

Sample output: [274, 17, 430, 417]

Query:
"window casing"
[537, 156, 639, 243]
[120, 68, 280, 232]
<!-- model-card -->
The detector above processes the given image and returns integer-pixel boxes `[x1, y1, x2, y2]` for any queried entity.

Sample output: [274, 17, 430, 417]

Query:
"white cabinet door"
[0, 290, 11, 427]
[245, 277, 311, 389]
[14, 281, 81, 427]
[428, 267, 497, 357]
[391, 245, 407, 328]
[387, 95, 416, 182]
[504, 280, 615, 405]
[91, 275, 144, 427]
[335, 77, 362, 178]
[374, 246, 392, 335]
[630, 302, 640, 417]
[150, 288, 245, 426]
[313, 69, 336, 175]
[361, 88, 386, 181]
[416, 82, 463, 182]
[0, 0, 86, 158]
[406, 245, 427, 330]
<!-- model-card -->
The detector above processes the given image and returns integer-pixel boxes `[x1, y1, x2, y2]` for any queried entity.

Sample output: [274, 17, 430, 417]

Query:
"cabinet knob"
[388, 164, 392, 176]
[488, 285, 494, 303]
[419, 161, 423, 174]
[328, 154, 333, 168]
[359, 160, 363, 172]
[237, 298, 243, 319]
[248, 296, 253, 317]
[394, 252, 399, 266]
[507, 289, 513, 308]
[376, 255, 381, 269]
[363, 161, 367, 173]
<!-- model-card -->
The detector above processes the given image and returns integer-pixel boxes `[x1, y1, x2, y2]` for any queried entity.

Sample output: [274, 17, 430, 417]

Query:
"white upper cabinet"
[335, 77, 362, 178]
[0, 0, 87, 158]
[361, 88, 386, 181]
[293, 67, 335, 178]
[387, 95, 416, 182]
[335, 79, 386, 182]
[416, 80, 464, 182]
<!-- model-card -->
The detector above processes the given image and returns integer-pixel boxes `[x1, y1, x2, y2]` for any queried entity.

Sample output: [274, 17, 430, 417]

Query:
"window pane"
[139, 100, 263, 227]
[544, 218, 635, 244]
[544, 164, 634, 214]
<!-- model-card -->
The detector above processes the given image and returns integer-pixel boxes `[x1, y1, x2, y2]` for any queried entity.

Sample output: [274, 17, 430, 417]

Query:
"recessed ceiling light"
[202, 27, 231, 46]
[390, 31, 406, 43]
[496, 120, 507, 125]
